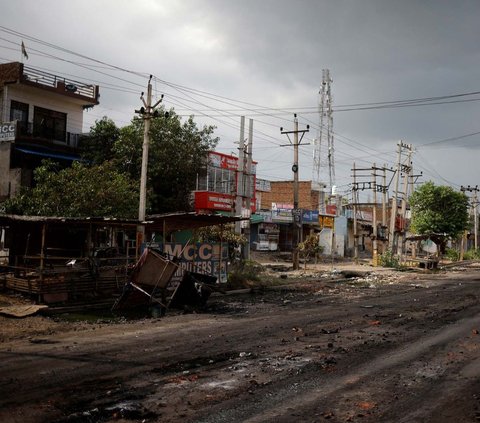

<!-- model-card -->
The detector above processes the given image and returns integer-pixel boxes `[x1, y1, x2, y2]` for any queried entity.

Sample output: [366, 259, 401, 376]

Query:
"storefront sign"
[272, 202, 293, 211]
[272, 210, 293, 223]
[194, 191, 234, 211]
[326, 204, 337, 215]
[0, 121, 16, 142]
[209, 151, 258, 173]
[319, 215, 335, 228]
[209, 151, 239, 170]
[256, 178, 271, 192]
[302, 209, 319, 223]
[145, 242, 228, 283]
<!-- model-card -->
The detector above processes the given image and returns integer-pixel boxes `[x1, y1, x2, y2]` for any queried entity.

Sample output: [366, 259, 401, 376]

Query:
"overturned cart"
[112, 248, 218, 314]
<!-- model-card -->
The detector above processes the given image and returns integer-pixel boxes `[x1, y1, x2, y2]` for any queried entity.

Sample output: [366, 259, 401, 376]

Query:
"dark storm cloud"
[2, 0, 480, 186]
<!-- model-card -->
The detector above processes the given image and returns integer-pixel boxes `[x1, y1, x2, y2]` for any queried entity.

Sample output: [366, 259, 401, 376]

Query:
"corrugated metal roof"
[146, 212, 243, 232]
[0, 212, 243, 232]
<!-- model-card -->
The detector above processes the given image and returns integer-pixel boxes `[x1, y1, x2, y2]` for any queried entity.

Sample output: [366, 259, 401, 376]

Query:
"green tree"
[79, 116, 120, 165]
[3, 161, 138, 218]
[112, 108, 218, 213]
[409, 181, 469, 252]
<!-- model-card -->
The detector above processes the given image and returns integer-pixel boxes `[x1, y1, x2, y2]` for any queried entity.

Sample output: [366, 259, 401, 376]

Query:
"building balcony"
[0, 62, 99, 107]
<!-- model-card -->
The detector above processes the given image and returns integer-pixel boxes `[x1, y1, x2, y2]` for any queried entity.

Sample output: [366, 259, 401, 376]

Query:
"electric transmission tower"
[313, 69, 335, 194]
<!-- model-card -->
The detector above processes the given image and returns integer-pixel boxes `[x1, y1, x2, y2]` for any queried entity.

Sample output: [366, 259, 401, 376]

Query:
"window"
[207, 167, 235, 194]
[33, 106, 67, 142]
[10, 100, 29, 134]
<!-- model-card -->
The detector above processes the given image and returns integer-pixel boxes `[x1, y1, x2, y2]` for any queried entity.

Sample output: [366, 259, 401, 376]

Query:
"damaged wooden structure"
[0, 215, 139, 303]
[112, 247, 218, 313]
[0, 213, 241, 305]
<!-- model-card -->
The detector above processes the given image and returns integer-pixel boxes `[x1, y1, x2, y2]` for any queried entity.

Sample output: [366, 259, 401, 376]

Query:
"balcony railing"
[23, 66, 99, 102]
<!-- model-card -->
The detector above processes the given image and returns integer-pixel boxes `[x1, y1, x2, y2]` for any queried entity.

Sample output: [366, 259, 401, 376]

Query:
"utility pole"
[136, 75, 164, 256]
[461, 185, 479, 251]
[352, 162, 359, 262]
[372, 163, 378, 265]
[388, 141, 414, 254]
[397, 148, 413, 259]
[475, 190, 478, 250]
[352, 163, 395, 261]
[281, 114, 309, 270]
[243, 118, 254, 260]
[235, 116, 246, 236]
[382, 165, 387, 228]
[389, 142, 402, 251]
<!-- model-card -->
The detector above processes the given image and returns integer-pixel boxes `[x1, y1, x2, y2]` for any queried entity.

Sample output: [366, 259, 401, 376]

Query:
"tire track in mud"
[193, 312, 480, 423]
[0, 275, 480, 422]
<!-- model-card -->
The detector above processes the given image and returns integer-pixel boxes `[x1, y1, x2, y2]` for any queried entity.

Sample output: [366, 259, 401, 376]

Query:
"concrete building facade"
[0, 62, 99, 201]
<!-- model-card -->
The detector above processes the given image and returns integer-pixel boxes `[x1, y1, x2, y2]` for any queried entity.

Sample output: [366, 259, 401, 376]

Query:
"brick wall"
[260, 181, 319, 210]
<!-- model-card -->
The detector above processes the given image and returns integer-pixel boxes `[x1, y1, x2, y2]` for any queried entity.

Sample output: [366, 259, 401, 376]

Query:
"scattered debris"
[0, 304, 48, 318]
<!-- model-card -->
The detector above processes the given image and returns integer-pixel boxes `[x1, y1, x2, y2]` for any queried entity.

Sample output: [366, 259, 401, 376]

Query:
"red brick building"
[259, 180, 320, 211]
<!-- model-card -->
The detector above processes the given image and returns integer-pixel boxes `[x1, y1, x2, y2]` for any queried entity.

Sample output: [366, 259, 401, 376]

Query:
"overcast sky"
[1, 0, 479, 198]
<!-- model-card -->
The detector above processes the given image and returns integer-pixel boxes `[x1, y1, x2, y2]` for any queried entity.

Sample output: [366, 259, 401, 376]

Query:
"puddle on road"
[200, 379, 238, 390]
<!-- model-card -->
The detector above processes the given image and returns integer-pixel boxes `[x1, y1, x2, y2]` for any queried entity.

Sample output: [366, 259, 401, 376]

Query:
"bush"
[445, 248, 460, 262]
[379, 250, 400, 268]
[463, 249, 480, 260]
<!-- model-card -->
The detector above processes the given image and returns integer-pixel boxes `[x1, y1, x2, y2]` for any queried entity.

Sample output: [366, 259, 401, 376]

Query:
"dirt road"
[1, 266, 480, 422]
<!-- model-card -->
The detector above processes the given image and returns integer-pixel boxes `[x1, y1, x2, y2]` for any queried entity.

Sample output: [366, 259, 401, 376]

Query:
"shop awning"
[15, 147, 83, 162]
[249, 214, 264, 225]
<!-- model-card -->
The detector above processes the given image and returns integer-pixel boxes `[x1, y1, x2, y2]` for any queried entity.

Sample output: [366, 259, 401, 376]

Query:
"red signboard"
[326, 204, 337, 215]
[194, 191, 256, 213]
[195, 191, 234, 211]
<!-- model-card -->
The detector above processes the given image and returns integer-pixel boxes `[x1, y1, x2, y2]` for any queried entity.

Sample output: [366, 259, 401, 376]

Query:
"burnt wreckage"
[0, 213, 241, 312]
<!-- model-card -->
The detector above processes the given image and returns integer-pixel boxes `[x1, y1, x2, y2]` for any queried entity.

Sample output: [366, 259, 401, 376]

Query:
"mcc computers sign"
[0, 121, 16, 142]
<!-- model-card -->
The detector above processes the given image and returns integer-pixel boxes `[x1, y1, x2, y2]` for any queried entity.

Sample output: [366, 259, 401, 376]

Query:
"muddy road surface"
[1, 267, 480, 422]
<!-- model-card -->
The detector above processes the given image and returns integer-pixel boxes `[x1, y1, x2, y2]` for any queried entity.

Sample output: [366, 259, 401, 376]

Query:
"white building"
[0, 62, 99, 200]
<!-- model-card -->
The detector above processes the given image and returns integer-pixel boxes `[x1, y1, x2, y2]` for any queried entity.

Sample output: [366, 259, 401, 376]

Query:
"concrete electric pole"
[388, 141, 413, 254]
[281, 114, 309, 270]
[235, 116, 246, 236]
[461, 185, 479, 251]
[243, 118, 254, 260]
[136, 75, 164, 256]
